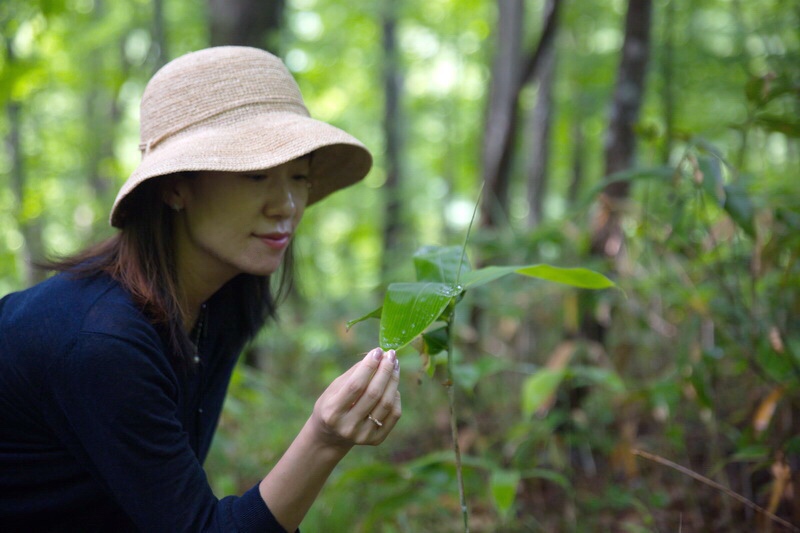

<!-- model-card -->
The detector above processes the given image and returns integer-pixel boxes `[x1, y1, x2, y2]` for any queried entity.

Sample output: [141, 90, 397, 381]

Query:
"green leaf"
[754, 114, 800, 138]
[421, 327, 449, 356]
[581, 166, 675, 207]
[379, 282, 461, 350]
[346, 306, 382, 330]
[460, 265, 519, 289]
[490, 469, 520, 517]
[413, 245, 471, 284]
[461, 264, 616, 290]
[515, 265, 616, 289]
[519, 468, 571, 490]
[723, 183, 756, 238]
[698, 155, 724, 205]
[571, 366, 626, 393]
[731, 445, 771, 462]
[452, 355, 511, 392]
[522, 368, 567, 417]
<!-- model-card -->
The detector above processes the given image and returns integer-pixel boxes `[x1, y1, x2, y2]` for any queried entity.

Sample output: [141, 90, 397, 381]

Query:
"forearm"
[258, 417, 351, 532]
[259, 348, 401, 531]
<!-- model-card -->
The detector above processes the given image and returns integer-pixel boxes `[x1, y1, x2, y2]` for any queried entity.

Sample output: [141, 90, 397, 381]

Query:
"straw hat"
[110, 46, 372, 227]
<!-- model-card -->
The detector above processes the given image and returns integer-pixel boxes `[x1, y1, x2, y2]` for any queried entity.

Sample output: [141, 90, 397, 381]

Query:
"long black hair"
[48, 175, 293, 364]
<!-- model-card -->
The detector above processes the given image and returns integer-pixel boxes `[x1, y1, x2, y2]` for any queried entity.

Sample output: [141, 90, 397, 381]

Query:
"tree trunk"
[208, 0, 285, 51]
[85, 1, 124, 211]
[660, 0, 676, 165]
[480, 0, 523, 228]
[590, 0, 652, 259]
[4, 39, 46, 286]
[566, 101, 585, 209]
[580, 0, 651, 353]
[150, 0, 168, 69]
[380, 0, 404, 278]
[525, 9, 557, 228]
[481, 0, 562, 228]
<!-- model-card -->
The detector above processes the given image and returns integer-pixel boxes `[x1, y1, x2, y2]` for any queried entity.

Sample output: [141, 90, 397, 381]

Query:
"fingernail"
[394, 358, 400, 373]
[372, 348, 384, 361]
[387, 350, 397, 363]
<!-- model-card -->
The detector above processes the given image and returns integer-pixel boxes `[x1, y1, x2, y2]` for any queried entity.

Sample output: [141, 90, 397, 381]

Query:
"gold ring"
[367, 414, 383, 428]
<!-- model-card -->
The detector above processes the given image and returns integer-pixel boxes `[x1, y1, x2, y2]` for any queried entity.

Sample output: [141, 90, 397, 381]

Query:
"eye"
[245, 173, 267, 182]
[292, 173, 309, 182]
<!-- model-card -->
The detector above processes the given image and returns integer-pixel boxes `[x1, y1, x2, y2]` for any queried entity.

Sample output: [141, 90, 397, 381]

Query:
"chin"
[241, 262, 282, 277]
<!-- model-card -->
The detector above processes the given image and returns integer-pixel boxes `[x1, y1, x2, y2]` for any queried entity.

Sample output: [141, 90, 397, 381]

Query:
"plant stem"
[446, 314, 469, 533]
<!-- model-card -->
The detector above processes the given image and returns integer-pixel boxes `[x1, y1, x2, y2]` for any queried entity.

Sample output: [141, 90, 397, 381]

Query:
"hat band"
[138, 97, 308, 155]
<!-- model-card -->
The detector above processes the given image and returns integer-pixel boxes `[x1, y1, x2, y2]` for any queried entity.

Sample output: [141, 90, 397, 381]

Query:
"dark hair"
[48, 176, 292, 364]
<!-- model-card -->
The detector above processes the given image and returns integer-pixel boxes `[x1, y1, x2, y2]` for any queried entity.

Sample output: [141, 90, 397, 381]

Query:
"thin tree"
[581, 0, 652, 348]
[380, 0, 404, 278]
[208, 0, 285, 51]
[590, 0, 652, 260]
[3, 35, 46, 286]
[525, 0, 559, 228]
[480, 0, 562, 228]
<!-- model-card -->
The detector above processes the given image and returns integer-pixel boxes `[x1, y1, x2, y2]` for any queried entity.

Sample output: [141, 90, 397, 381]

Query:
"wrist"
[301, 415, 353, 460]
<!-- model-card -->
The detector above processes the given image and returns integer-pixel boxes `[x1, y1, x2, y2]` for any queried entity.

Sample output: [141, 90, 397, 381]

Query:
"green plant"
[348, 220, 615, 531]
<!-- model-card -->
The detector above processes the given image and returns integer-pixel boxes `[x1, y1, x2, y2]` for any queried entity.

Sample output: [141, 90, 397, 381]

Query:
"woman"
[0, 46, 401, 532]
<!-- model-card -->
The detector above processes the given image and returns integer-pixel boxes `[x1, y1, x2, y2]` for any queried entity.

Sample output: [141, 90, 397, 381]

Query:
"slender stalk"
[633, 449, 800, 532]
[446, 313, 469, 533]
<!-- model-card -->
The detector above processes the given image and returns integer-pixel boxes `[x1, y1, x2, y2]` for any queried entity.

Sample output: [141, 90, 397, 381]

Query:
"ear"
[160, 174, 190, 211]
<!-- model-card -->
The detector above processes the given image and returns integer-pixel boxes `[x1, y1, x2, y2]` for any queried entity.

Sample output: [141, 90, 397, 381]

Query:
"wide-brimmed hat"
[110, 46, 372, 227]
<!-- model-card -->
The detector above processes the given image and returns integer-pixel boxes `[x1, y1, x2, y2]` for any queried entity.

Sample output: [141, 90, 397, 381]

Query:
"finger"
[330, 348, 384, 409]
[366, 391, 402, 445]
[352, 349, 398, 416]
[365, 356, 400, 423]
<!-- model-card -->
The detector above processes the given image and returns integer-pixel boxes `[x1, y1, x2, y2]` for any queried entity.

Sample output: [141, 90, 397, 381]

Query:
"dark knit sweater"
[0, 272, 286, 532]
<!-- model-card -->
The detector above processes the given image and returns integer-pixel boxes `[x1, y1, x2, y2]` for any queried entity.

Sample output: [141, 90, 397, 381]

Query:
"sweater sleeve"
[40, 327, 288, 533]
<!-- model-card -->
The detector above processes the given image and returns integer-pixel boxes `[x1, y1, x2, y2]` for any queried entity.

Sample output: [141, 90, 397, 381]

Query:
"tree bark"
[590, 0, 652, 258]
[150, 0, 168, 69]
[85, 1, 124, 210]
[525, 11, 557, 228]
[481, 0, 562, 228]
[580, 0, 651, 352]
[660, 0, 676, 165]
[566, 101, 585, 209]
[208, 0, 285, 51]
[481, 0, 523, 228]
[380, 0, 404, 278]
[4, 38, 46, 286]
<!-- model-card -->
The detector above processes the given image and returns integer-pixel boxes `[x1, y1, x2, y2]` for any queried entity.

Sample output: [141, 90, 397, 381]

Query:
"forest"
[1, 0, 798, 531]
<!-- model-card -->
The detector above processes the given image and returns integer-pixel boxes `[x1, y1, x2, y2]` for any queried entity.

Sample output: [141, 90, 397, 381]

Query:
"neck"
[174, 236, 238, 332]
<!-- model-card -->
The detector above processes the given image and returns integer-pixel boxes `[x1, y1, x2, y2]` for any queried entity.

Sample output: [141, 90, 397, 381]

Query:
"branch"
[516, 0, 562, 93]
[633, 449, 800, 532]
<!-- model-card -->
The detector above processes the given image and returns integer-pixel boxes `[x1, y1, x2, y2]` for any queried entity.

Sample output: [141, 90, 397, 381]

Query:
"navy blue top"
[0, 272, 287, 532]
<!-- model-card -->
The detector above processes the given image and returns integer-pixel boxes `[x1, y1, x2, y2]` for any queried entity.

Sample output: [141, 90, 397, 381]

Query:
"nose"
[262, 174, 296, 219]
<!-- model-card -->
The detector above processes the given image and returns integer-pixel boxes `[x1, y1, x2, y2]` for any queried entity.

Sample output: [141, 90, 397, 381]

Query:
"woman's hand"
[310, 347, 402, 450]
[259, 348, 401, 529]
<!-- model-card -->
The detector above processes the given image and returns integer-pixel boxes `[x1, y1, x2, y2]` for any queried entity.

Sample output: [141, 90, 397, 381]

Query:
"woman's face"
[168, 157, 310, 284]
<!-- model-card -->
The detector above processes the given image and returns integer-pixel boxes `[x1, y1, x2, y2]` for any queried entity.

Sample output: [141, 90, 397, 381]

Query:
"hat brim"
[111, 111, 372, 227]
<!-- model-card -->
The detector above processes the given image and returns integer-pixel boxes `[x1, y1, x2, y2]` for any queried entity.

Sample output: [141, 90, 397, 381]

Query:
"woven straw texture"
[111, 46, 372, 227]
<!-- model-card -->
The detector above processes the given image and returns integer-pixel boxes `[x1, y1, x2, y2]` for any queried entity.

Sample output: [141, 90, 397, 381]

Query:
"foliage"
[347, 241, 614, 529]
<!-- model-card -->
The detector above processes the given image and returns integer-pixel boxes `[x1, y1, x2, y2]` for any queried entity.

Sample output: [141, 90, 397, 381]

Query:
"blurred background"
[1, 0, 798, 530]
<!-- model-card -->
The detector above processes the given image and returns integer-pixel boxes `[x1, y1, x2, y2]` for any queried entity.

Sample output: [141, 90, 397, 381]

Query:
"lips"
[255, 232, 292, 250]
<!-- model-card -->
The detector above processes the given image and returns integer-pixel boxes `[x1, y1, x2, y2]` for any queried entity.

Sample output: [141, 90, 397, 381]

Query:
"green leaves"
[349, 245, 616, 351]
[515, 265, 616, 289]
[380, 282, 459, 350]
[413, 245, 471, 284]
[522, 369, 567, 417]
